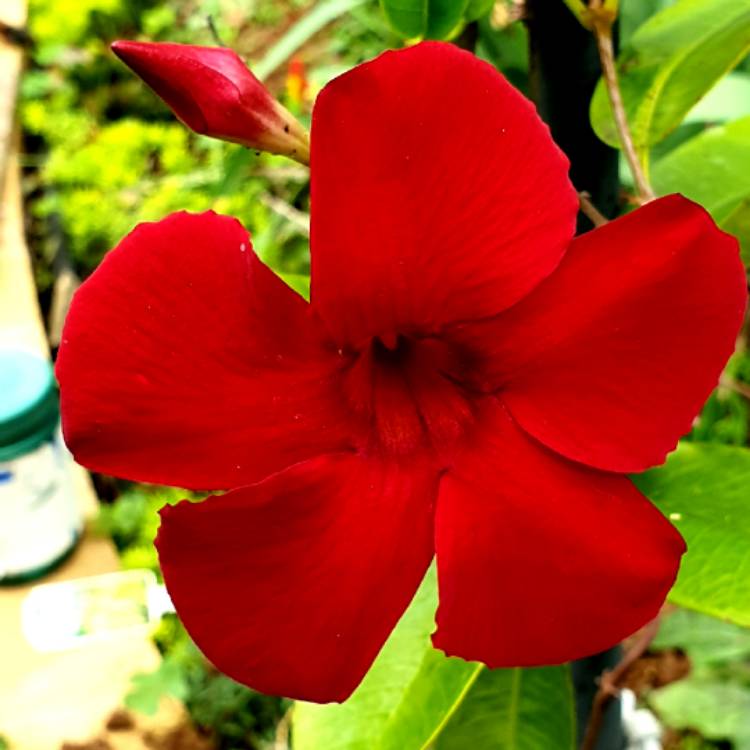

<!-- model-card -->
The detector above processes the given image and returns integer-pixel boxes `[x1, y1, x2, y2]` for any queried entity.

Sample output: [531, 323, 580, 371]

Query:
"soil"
[59, 708, 215, 750]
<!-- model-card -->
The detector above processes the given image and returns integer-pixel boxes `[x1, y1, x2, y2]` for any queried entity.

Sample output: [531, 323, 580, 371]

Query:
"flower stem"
[591, 15, 655, 203]
[721, 374, 750, 400]
[578, 192, 609, 227]
[526, 0, 620, 225]
[580, 617, 661, 750]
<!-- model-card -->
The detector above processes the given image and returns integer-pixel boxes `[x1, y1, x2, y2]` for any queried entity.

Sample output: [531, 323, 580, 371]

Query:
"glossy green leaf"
[293, 567, 576, 750]
[434, 666, 576, 750]
[651, 116, 750, 263]
[380, 0, 468, 40]
[590, 0, 750, 149]
[634, 443, 750, 626]
[378, 652, 482, 750]
[685, 72, 750, 125]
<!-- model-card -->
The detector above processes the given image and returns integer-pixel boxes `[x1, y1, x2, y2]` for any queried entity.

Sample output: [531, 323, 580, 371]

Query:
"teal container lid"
[0, 350, 59, 461]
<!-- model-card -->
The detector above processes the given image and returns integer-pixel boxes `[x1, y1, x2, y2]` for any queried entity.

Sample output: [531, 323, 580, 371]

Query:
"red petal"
[157, 453, 437, 702]
[433, 400, 685, 667]
[309, 41, 577, 346]
[56, 211, 352, 489]
[450, 195, 747, 472]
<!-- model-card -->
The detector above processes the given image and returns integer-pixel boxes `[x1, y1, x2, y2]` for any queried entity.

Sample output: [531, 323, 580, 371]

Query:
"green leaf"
[634, 442, 750, 626]
[464, 0, 494, 22]
[650, 680, 750, 749]
[378, 653, 482, 750]
[685, 72, 750, 125]
[590, 0, 750, 149]
[380, 0, 469, 40]
[651, 116, 750, 263]
[293, 568, 441, 750]
[125, 656, 188, 716]
[560, 0, 591, 29]
[278, 272, 310, 300]
[721, 197, 750, 266]
[654, 608, 750, 668]
[293, 568, 576, 750]
[434, 667, 576, 750]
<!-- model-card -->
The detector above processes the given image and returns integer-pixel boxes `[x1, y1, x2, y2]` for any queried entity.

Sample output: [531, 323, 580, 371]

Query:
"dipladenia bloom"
[112, 41, 310, 163]
[57, 42, 746, 703]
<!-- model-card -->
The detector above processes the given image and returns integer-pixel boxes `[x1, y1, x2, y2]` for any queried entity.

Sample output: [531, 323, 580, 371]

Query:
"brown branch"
[580, 617, 661, 750]
[720, 374, 750, 400]
[579, 191, 609, 227]
[274, 706, 292, 750]
[589, 9, 655, 204]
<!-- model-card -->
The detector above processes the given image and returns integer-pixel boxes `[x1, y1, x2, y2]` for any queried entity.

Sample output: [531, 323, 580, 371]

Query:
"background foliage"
[18, 0, 750, 748]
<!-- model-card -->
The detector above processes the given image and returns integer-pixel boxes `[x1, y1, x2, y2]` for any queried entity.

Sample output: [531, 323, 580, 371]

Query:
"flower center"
[373, 331, 410, 361]
[342, 332, 478, 459]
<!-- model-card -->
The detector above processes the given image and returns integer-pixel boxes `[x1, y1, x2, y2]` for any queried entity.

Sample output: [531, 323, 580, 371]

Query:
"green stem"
[592, 16, 655, 203]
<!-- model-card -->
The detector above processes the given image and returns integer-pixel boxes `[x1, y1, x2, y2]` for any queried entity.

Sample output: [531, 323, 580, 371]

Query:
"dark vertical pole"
[525, 2, 625, 749]
[526, 0, 620, 226]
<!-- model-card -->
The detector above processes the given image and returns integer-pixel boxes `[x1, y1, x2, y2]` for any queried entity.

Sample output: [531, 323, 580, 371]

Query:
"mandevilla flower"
[57, 42, 747, 703]
[112, 40, 310, 162]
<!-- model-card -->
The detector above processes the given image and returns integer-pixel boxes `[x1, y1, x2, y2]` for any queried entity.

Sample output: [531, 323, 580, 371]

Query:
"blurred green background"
[12, 0, 750, 748]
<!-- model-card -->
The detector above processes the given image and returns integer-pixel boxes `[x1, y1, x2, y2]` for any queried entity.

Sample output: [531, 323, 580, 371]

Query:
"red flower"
[112, 41, 309, 161]
[56, 42, 746, 703]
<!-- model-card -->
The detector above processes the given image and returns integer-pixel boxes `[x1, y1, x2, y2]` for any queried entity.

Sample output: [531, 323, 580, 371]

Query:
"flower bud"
[111, 41, 310, 164]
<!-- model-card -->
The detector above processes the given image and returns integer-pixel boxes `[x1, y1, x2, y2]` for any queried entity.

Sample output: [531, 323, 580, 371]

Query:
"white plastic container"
[0, 350, 82, 582]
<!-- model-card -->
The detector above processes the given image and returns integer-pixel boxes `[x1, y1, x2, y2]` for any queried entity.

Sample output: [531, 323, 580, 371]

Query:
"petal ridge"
[57, 210, 353, 489]
[157, 451, 438, 702]
[433, 399, 685, 667]
[447, 195, 748, 472]
[309, 41, 578, 346]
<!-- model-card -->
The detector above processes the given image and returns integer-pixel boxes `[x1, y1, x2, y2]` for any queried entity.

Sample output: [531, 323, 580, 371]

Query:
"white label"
[0, 435, 82, 579]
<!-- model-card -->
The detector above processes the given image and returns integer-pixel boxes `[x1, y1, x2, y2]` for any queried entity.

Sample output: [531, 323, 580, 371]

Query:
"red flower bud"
[111, 41, 310, 164]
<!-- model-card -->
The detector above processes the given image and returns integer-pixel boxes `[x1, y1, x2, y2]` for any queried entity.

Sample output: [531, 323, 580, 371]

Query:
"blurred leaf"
[560, 0, 590, 29]
[650, 680, 750, 749]
[721, 197, 750, 266]
[140, 5, 178, 37]
[465, 0, 495, 22]
[380, 0, 468, 40]
[651, 116, 750, 263]
[294, 567, 575, 750]
[590, 0, 750, 149]
[686, 72, 750, 125]
[634, 443, 750, 626]
[434, 667, 575, 750]
[278, 272, 310, 300]
[125, 656, 189, 716]
[253, 0, 368, 81]
[620, 0, 674, 42]
[96, 489, 149, 547]
[689, 385, 749, 447]
[477, 16, 529, 92]
[654, 609, 750, 667]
